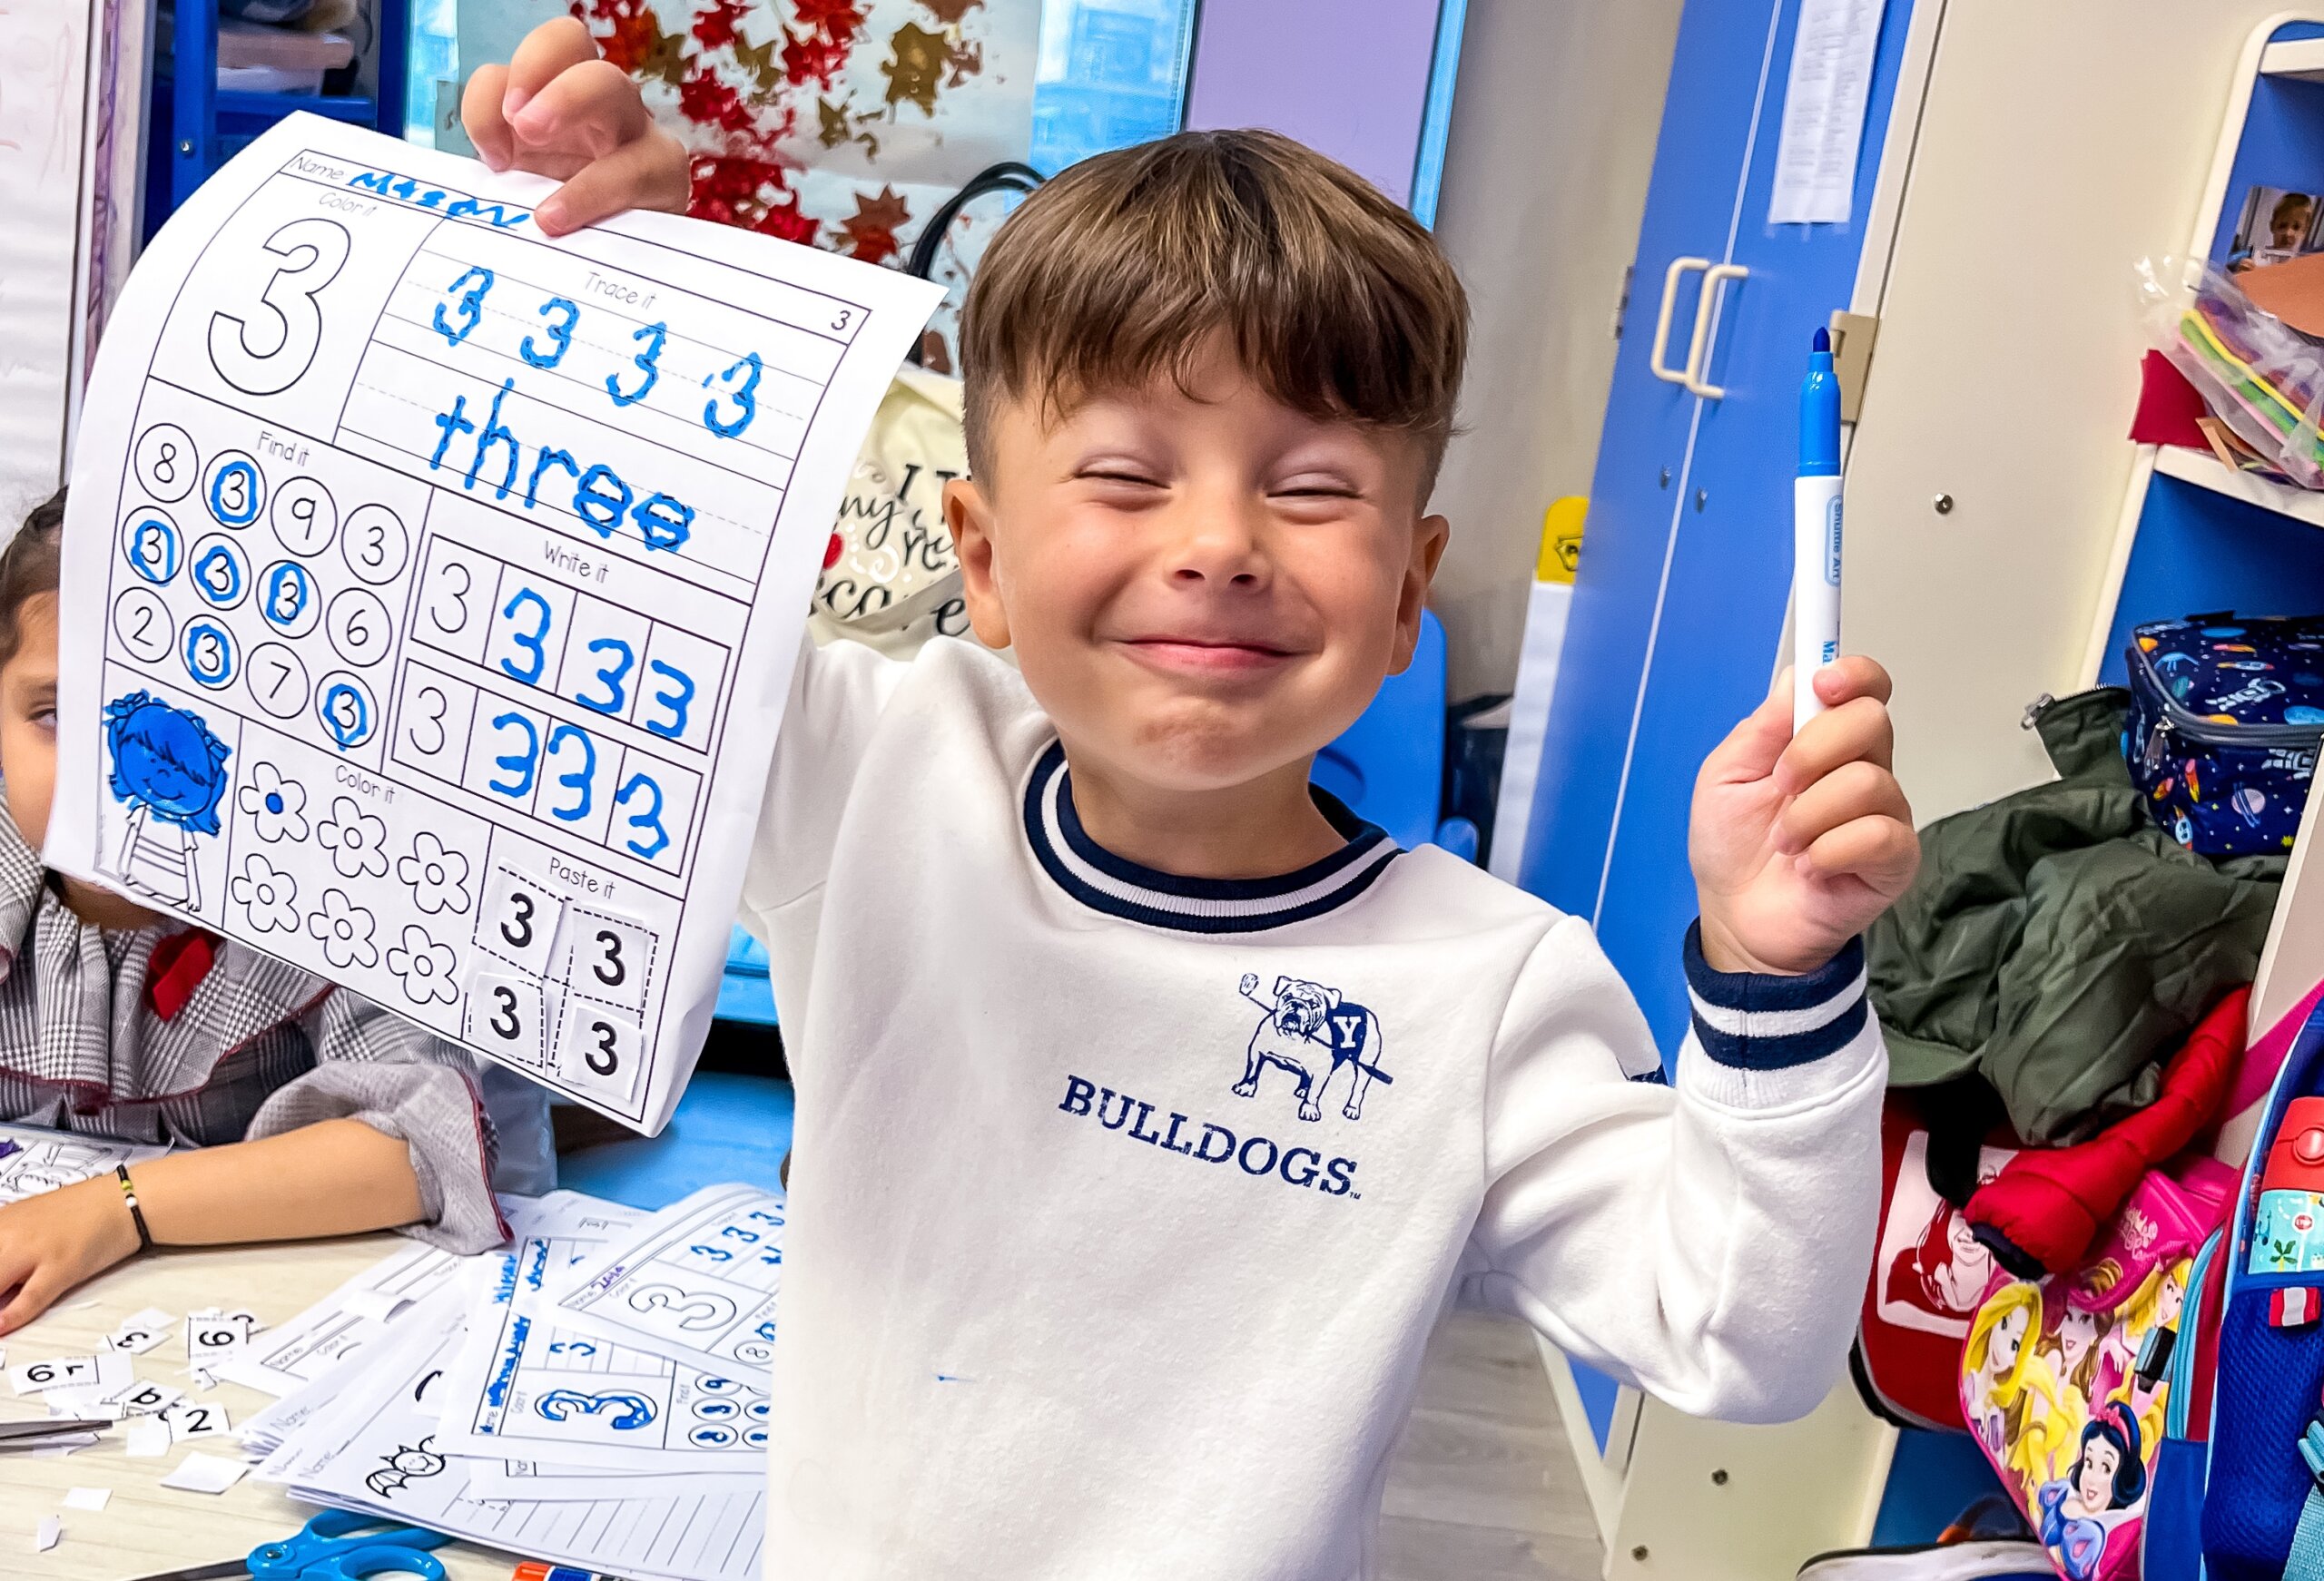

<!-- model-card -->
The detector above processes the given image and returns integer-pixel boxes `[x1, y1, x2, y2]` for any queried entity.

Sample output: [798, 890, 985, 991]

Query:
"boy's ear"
[943, 476, 1012, 651]
[1386, 513, 1451, 675]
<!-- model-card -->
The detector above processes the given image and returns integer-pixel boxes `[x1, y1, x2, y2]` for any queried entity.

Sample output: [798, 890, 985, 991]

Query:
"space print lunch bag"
[2125, 613, 2324, 857]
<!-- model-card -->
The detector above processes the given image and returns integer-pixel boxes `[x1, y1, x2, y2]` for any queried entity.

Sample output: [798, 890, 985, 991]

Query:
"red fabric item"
[2128, 349, 2211, 449]
[144, 929, 218, 1021]
[1965, 987, 2249, 1276]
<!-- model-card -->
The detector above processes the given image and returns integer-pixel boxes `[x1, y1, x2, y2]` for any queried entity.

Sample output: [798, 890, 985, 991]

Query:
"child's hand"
[0, 1178, 139, 1333]
[1689, 658, 1920, 976]
[459, 17, 689, 236]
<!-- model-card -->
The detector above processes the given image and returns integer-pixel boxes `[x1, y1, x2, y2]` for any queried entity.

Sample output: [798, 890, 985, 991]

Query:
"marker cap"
[1800, 329, 1841, 476]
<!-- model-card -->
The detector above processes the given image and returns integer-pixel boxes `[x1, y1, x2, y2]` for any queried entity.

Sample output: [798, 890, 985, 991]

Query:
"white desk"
[0, 1235, 515, 1581]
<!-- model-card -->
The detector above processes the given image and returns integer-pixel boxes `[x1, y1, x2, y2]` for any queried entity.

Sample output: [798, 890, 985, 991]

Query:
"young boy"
[0, 494, 529, 1332]
[473, 23, 1918, 1576]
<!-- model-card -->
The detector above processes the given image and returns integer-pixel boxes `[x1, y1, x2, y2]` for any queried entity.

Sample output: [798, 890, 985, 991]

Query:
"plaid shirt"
[0, 800, 504, 1252]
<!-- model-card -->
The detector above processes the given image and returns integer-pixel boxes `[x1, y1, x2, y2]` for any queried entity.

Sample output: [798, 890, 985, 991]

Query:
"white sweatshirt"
[738, 636, 1886, 1580]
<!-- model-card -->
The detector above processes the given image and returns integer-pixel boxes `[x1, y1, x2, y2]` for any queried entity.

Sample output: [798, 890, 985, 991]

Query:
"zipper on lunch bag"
[2131, 643, 2324, 750]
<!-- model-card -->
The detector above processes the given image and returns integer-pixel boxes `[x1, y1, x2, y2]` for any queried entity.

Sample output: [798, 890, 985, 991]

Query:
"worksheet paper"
[1767, 0, 1886, 226]
[215, 1240, 465, 1395]
[52, 113, 940, 1131]
[270, 1282, 763, 1581]
[550, 1183, 784, 1375]
[438, 1231, 767, 1471]
[0, 1123, 166, 1203]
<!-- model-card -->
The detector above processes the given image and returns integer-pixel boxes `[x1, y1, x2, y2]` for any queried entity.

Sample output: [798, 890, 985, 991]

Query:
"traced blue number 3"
[521, 296, 578, 368]
[432, 266, 494, 347]
[702, 351, 761, 438]
[575, 637, 633, 714]
[499, 588, 553, 684]
[615, 773, 670, 859]
[536, 1389, 655, 1429]
[644, 660, 694, 740]
[488, 712, 539, 799]
[607, 321, 666, 407]
[545, 722, 596, 822]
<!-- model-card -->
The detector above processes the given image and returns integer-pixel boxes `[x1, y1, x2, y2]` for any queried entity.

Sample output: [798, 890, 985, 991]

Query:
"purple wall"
[1182, 0, 1444, 206]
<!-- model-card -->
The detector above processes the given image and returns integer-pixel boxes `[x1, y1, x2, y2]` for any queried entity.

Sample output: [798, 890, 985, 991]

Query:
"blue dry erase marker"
[1793, 327, 1843, 732]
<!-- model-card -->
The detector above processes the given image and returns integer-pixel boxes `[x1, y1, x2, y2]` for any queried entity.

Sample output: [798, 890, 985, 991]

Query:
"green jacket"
[1868, 687, 2283, 1144]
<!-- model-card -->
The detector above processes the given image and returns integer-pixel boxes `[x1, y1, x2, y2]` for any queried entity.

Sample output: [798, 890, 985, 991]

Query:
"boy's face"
[0, 594, 60, 850]
[945, 336, 1448, 798]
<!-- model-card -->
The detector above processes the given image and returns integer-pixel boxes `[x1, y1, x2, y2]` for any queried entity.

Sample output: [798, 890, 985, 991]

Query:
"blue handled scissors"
[133, 1510, 453, 1581]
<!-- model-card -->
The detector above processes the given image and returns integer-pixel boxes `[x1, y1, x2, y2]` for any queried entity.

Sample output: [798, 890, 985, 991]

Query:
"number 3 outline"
[207, 218, 350, 397]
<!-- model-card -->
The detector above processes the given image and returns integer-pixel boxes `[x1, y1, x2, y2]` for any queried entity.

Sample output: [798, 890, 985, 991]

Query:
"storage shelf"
[2261, 37, 2324, 81]
[2152, 444, 2324, 529]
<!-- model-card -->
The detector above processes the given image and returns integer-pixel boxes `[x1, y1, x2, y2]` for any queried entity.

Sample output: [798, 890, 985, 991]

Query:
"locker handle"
[1649, 257, 1712, 387]
[1684, 263, 1749, 399]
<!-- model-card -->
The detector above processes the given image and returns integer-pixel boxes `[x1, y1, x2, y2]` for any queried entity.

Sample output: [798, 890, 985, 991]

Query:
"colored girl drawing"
[2035, 1404, 2148, 1581]
[103, 691, 230, 910]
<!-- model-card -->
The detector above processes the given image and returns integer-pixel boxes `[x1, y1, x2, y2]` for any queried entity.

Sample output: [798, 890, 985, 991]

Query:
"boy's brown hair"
[960, 129, 1469, 496]
[0, 489, 64, 672]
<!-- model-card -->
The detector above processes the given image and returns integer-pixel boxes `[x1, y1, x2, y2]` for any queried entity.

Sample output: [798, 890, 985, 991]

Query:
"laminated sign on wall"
[50, 114, 939, 1132]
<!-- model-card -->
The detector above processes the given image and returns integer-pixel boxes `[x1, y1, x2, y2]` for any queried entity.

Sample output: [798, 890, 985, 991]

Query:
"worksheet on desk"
[50, 114, 940, 1132]
[0, 1124, 168, 1203]
[551, 1183, 785, 1375]
[438, 1231, 768, 1472]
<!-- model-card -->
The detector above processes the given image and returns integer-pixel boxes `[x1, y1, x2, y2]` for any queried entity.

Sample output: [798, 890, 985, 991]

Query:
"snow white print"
[2035, 1403, 2149, 1581]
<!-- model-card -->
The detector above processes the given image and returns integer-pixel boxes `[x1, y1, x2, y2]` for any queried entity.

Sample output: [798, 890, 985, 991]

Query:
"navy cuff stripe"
[1682, 921, 1869, 1071]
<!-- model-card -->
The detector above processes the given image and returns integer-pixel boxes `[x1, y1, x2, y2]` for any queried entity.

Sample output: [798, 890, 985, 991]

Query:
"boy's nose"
[1167, 498, 1269, 588]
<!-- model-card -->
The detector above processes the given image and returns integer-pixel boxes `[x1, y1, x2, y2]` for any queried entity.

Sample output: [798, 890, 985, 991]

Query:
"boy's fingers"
[508, 58, 652, 162]
[1700, 667, 1796, 789]
[461, 64, 516, 171]
[535, 128, 692, 236]
[1811, 654, 1894, 709]
[1777, 694, 1894, 791]
[1798, 813, 1921, 894]
[1775, 760, 1911, 854]
[503, 16, 602, 120]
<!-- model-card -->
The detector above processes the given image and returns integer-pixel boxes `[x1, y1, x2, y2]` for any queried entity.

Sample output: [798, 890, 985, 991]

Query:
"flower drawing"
[307, 888, 379, 969]
[397, 830, 472, 917]
[235, 761, 309, 843]
[317, 795, 389, 879]
[386, 924, 459, 1007]
[228, 853, 300, 933]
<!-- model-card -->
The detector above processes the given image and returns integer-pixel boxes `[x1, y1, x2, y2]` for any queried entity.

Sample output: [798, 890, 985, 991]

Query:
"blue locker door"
[1520, 0, 1789, 919]
[1591, 0, 1918, 1052]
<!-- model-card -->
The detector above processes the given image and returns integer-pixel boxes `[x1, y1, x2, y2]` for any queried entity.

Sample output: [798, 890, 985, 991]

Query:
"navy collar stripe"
[1023, 742, 1399, 933]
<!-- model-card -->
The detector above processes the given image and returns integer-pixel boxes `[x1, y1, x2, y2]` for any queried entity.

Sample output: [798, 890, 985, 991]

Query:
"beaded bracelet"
[114, 1164, 153, 1254]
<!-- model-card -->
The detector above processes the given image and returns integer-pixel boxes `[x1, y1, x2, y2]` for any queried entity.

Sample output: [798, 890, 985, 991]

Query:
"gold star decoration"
[882, 22, 948, 114]
[732, 31, 783, 97]
[816, 97, 852, 148]
[920, 0, 983, 23]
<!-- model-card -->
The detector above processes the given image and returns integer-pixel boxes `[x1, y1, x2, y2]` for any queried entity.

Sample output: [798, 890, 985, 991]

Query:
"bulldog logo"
[1234, 973, 1392, 1122]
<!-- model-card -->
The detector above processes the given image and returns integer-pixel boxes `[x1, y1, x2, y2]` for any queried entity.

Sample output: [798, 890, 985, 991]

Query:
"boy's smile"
[944, 335, 1447, 879]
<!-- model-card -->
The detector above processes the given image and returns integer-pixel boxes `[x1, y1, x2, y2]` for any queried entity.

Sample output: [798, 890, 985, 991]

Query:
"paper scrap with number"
[53, 114, 940, 1131]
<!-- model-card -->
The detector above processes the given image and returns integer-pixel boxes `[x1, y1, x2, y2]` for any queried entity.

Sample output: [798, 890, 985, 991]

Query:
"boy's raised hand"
[460, 17, 689, 236]
[1689, 658, 1919, 976]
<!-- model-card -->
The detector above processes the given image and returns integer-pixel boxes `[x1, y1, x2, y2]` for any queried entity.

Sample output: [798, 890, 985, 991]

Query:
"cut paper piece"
[44, 1386, 121, 1419]
[32, 1515, 59, 1552]
[61, 1486, 109, 1512]
[164, 1399, 231, 1441]
[124, 1418, 173, 1458]
[106, 1307, 175, 1355]
[10, 1351, 128, 1396]
[160, 1449, 250, 1494]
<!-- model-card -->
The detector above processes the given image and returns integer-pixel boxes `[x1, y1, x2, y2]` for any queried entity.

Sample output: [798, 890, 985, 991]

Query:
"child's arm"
[0, 1119, 423, 1332]
[1463, 660, 1915, 1421]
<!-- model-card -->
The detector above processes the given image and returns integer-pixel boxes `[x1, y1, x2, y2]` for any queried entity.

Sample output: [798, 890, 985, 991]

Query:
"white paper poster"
[53, 114, 940, 1131]
[1767, 0, 1886, 227]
